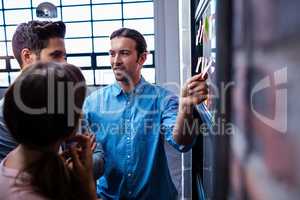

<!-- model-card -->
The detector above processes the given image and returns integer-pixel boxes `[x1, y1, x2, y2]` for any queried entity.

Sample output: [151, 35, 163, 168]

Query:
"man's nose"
[113, 54, 122, 65]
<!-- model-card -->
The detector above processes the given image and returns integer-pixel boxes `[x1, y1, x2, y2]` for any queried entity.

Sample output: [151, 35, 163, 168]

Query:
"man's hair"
[110, 28, 147, 57]
[12, 20, 66, 65]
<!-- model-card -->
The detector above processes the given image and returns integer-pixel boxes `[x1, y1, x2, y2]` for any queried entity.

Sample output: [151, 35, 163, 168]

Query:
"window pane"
[3, 0, 30, 9]
[124, 19, 154, 34]
[92, 4, 121, 20]
[9, 71, 21, 83]
[144, 53, 153, 65]
[10, 59, 20, 69]
[123, 2, 153, 19]
[0, 11, 3, 25]
[0, 59, 6, 69]
[5, 9, 32, 25]
[65, 38, 92, 53]
[92, 0, 121, 3]
[95, 69, 115, 85]
[67, 56, 91, 67]
[93, 21, 122, 37]
[0, 42, 7, 56]
[0, 73, 9, 87]
[97, 55, 110, 67]
[6, 42, 13, 56]
[81, 70, 94, 85]
[5, 26, 17, 41]
[32, 0, 60, 7]
[141, 68, 155, 83]
[65, 22, 91, 38]
[144, 35, 154, 51]
[94, 37, 110, 53]
[124, 0, 152, 2]
[62, 6, 91, 21]
[33, 7, 62, 21]
[0, 27, 5, 41]
[62, 0, 90, 5]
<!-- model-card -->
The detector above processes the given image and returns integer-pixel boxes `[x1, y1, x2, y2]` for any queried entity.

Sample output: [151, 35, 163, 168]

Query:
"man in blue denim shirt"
[0, 21, 104, 179]
[83, 28, 208, 199]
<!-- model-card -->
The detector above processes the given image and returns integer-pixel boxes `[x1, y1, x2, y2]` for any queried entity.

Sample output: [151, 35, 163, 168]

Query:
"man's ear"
[137, 52, 147, 66]
[20, 48, 37, 68]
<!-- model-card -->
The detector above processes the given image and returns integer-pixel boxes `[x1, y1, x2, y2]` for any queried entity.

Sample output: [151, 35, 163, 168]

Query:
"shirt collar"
[111, 76, 147, 97]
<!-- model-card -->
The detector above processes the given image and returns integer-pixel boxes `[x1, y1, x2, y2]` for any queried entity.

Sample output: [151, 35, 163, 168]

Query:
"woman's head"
[3, 61, 86, 150]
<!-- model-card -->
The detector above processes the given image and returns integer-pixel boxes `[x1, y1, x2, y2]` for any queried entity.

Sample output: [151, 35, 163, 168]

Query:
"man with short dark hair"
[0, 20, 67, 161]
[84, 28, 208, 199]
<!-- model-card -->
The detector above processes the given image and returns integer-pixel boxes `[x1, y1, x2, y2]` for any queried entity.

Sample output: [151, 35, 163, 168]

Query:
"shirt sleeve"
[0, 99, 18, 162]
[160, 93, 196, 153]
[82, 97, 105, 180]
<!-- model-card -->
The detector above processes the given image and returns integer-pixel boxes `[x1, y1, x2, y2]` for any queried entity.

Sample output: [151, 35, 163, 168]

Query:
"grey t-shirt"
[0, 98, 17, 162]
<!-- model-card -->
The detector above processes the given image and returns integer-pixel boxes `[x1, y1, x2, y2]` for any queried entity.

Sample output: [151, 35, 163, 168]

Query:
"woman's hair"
[3, 61, 87, 200]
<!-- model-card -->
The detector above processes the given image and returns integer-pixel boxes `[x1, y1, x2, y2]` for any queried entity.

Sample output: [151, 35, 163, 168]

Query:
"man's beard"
[113, 68, 131, 84]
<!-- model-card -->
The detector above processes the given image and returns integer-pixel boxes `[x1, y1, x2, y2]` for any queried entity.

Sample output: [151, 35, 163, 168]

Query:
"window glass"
[124, 19, 154, 34]
[141, 68, 155, 83]
[123, 0, 152, 2]
[95, 69, 115, 85]
[0, 73, 9, 87]
[81, 70, 94, 85]
[93, 37, 110, 53]
[123, 2, 153, 19]
[3, 0, 30, 9]
[62, 0, 90, 6]
[5, 9, 32, 25]
[144, 35, 154, 51]
[144, 53, 153, 65]
[93, 21, 122, 37]
[0, 59, 6, 69]
[92, 4, 121, 20]
[0, 11, 3, 25]
[32, 0, 60, 7]
[6, 42, 13, 56]
[5, 26, 17, 41]
[97, 55, 111, 67]
[10, 59, 20, 69]
[0, 42, 7, 56]
[67, 56, 91, 67]
[9, 71, 21, 83]
[0, 27, 6, 41]
[92, 0, 121, 3]
[62, 6, 91, 21]
[65, 38, 92, 53]
[65, 22, 92, 38]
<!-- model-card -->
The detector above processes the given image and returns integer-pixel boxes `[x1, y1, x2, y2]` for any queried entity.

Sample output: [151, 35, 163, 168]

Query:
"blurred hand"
[181, 73, 208, 108]
[85, 133, 96, 152]
[68, 134, 97, 200]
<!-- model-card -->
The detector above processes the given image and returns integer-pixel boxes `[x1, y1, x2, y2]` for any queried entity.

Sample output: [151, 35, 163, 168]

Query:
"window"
[0, 0, 155, 87]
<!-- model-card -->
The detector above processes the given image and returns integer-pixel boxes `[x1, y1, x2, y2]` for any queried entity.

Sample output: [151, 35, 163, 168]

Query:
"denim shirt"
[83, 77, 194, 200]
[0, 98, 17, 162]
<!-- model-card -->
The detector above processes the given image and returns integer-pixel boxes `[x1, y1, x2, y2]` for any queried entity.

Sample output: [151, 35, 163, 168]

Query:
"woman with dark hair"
[0, 62, 97, 200]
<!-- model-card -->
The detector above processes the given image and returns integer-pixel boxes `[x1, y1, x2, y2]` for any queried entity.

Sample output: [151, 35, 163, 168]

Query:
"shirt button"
[128, 173, 131, 177]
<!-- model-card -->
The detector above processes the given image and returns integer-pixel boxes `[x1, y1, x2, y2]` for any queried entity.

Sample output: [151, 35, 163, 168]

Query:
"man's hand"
[180, 73, 208, 111]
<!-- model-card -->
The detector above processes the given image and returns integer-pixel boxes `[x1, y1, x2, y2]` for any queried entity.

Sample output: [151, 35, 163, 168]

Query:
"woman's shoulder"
[0, 159, 47, 200]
